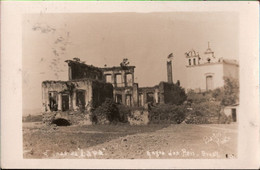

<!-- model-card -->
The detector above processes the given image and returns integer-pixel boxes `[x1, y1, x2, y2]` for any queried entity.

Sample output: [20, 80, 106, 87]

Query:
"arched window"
[189, 59, 191, 65]
[193, 58, 196, 65]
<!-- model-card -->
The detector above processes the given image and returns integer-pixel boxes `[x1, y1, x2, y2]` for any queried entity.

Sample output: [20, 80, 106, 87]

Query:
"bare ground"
[23, 122, 237, 159]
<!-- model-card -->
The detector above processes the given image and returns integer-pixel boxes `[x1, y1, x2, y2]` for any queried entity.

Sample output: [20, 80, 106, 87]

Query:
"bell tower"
[185, 49, 200, 66]
[204, 42, 215, 63]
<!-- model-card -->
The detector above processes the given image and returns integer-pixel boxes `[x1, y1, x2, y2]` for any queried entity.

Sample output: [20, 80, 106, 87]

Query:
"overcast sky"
[22, 12, 239, 113]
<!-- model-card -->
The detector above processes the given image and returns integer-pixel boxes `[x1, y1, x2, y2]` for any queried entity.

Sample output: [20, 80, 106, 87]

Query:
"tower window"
[189, 59, 191, 65]
[193, 58, 196, 65]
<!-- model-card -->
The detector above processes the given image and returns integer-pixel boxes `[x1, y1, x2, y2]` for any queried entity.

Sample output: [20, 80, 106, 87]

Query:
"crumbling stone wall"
[66, 60, 103, 81]
[42, 79, 113, 112]
[42, 79, 113, 126]
[42, 111, 92, 126]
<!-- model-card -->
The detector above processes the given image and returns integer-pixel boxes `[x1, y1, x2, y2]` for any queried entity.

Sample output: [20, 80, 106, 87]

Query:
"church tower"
[185, 49, 200, 66]
[204, 42, 216, 63]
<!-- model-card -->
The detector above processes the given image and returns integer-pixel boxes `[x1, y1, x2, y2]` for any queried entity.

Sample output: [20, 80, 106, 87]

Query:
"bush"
[117, 104, 131, 123]
[187, 77, 239, 107]
[128, 110, 149, 125]
[221, 77, 239, 106]
[162, 82, 187, 105]
[185, 101, 221, 124]
[92, 98, 120, 124]
[149, 104, 186, 124]
[187, 90, 213, 104]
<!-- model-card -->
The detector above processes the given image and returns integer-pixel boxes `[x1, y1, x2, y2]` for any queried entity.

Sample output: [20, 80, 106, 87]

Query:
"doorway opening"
[52, 118, 71, 126]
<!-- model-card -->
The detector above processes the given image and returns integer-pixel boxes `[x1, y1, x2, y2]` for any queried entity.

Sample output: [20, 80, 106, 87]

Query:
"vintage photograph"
[22, 12, 240, 159]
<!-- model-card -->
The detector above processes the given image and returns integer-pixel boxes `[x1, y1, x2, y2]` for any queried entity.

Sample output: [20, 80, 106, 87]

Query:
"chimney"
[167, 60, 173, 84]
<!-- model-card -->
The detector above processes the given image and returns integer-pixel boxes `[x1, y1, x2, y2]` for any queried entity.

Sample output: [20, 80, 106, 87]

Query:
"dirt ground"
[23, 122, 237, 159]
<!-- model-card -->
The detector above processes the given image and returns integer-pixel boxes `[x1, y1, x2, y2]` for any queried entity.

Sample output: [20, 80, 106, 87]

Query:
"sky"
[22, 12, 239, 114]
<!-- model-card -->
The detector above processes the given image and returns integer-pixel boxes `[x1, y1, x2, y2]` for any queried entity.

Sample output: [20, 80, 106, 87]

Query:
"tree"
[221, 77, 239, 106]
[163, 82, 187, 105]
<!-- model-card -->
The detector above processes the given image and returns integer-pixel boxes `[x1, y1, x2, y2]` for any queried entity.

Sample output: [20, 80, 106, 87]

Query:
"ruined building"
[42, 60, 113, 112]
[42, 56, 180, 112]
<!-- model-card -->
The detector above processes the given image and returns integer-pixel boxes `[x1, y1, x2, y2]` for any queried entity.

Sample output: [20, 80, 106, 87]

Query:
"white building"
[184, 43, 239, 92]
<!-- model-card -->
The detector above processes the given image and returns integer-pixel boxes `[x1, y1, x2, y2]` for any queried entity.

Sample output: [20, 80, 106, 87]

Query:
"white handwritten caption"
[203, 132, 231, 146]
[44, 148, 106, 158]
[146, 149, 220, 158]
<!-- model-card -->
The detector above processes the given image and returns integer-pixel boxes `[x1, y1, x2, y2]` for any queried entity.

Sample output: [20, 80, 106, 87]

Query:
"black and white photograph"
[22, 12, 240, 159]
[1, 1, 259, 169]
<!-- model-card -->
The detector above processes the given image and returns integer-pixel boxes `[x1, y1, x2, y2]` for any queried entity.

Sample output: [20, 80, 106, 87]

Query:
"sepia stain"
[249, 121, 257, 128]
[32, 23, 56, 34]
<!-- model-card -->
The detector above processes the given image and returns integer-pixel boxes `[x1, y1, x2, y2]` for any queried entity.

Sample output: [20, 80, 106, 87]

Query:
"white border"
[1, 1, 259, 169]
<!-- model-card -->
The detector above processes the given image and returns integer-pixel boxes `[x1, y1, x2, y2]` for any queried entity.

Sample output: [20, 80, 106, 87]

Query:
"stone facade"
[42, 79, 113, 112]
[42, 58, 180, 113]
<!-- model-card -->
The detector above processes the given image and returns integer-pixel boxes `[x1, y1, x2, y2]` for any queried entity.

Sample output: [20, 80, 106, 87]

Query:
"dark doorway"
[76, 90, 86, 110]
[115, 94, 122, 104]
[52, 118, 71, 126]
[232, 108, 237, 122]
[206, 75, 213, 91]
[62, 94, 70, 111]
[147, 92, 154, 103]
[49, 91, 58, 111]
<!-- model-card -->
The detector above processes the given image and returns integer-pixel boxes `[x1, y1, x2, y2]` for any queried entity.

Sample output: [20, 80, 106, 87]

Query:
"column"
[143, 92, 147, 105]
[72, 91, 77, 111]
[132, 72, 135, 84]
[122, 93, 126, 105]
[68, 66, 72, 80]
[112, 73, 116, 87]
[41, 87, 46, 112]
[85, 90, 88, 109]
[122, 71, 126, 87]
[154, 91, 158, 103]
[46, 91, 51, 112]
[58, 93, 62, 111]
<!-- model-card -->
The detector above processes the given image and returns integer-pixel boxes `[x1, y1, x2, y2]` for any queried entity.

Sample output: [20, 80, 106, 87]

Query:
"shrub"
[187, 77, 239, 107]
[92, 98, 120, 124]
[187, 90, 213, 104]
[162, 82, 187, 105]
[221, 77, 239, 106]
[117, 104, 131, 123]
[128, 110, 149, 125]
[185, 101, 221, 124]
[149, 104, 186, 124]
